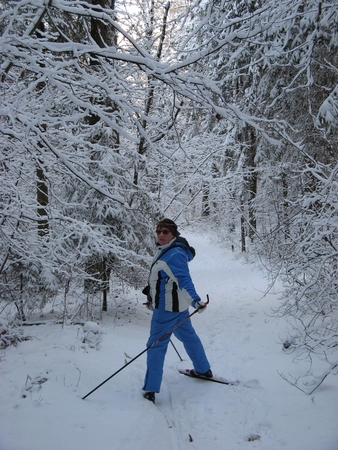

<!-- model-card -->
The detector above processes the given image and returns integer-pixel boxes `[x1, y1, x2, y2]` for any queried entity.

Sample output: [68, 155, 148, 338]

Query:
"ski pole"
[82, 298, 208, 400]
[170, 339, 183, 361]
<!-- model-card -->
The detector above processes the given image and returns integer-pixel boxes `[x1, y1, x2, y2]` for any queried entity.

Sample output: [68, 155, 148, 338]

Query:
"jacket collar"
[156, 237, 176, 250]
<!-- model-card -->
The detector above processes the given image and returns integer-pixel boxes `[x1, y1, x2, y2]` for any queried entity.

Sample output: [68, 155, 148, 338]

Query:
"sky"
[1, 230, 337, 450]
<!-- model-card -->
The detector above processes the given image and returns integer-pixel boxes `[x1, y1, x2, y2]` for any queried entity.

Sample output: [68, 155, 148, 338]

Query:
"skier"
[142, 218, 212, 403]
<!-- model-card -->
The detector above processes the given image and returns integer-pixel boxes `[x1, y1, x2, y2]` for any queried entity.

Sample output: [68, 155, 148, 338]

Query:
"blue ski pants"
[143, 308, 210, 393]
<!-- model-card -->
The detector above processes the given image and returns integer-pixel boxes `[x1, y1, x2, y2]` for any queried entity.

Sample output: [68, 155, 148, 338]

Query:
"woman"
[142, 218, 212, 403]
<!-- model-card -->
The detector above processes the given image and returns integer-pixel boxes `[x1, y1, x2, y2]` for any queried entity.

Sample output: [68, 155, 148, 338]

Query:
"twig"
[76, 367, 82, 387]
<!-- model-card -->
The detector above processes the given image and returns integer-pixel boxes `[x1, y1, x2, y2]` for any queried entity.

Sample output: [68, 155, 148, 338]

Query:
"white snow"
[0, 231, 337, 450]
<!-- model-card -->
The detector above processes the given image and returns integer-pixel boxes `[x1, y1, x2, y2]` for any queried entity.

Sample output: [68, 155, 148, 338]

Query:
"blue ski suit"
[143, 236, 211, 393]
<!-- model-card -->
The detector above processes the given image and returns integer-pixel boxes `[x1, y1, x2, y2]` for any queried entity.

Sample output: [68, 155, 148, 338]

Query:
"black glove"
[142, 285, 150, 296]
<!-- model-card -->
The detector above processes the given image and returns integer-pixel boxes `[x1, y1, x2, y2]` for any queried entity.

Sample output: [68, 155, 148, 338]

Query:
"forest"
[1, 0, 337, 388]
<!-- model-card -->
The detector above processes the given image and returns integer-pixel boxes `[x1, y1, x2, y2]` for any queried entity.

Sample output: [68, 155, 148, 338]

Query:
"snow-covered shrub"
[81, 321, 104, 350]
[0, 319, 27, 349]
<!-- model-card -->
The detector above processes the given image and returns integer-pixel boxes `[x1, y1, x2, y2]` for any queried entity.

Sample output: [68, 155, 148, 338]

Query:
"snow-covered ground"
[1, 231, 337, 450]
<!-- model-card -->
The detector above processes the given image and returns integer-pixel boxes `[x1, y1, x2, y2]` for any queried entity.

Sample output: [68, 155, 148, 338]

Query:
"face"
[156, 228, 175, 245]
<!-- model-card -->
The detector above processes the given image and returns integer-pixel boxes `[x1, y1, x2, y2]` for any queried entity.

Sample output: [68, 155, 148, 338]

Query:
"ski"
[178, 369, 239, 385]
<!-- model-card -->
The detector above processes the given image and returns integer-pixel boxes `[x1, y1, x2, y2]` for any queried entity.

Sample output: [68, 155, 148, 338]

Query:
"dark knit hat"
[156, 218, 179, 237]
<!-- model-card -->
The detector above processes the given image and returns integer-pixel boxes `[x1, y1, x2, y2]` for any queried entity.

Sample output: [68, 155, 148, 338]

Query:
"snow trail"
[0, 231, 337, 450]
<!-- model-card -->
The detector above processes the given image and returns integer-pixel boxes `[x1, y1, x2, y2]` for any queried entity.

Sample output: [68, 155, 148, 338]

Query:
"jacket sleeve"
[165, 248, 201, 304]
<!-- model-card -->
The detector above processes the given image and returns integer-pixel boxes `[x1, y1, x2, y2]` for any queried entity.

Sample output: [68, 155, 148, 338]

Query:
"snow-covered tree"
[0, 0, 176, 319]
[170, 0, 338, 388]
[1, 0, 337, 390]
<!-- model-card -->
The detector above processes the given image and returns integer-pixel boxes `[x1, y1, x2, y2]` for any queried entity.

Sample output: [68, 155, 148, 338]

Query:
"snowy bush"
[81, 321, 104, 350]
[0, 319, 28, 349]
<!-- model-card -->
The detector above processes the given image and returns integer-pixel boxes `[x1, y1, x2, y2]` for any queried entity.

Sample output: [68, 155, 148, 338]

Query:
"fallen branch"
[278, 362, 338, 395]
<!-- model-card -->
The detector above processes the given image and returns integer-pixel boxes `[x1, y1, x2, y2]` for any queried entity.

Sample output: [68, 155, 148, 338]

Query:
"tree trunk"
[241, 204, 246, 252]
[238, 125, 257, 245]
[133, 2, 171, 186]
[101, 259, 109, 312]
[202, 183, 210, 216]
[246, 128, 257, 242]
[37, 163, 49, 237]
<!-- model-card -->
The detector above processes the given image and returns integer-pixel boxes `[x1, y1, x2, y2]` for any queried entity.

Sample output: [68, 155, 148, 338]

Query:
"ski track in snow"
[0, 231, 337, 450]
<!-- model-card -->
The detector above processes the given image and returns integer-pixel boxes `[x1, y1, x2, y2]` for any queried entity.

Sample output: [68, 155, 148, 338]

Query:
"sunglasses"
[156, 228, 171, 235]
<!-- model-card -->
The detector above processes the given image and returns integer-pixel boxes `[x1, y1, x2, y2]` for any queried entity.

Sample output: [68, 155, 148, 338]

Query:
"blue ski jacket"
[148, 237, 201, 312]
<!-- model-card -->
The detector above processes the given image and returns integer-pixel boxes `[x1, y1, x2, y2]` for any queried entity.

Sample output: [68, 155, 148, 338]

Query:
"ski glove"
[194, 300, 207, 314]
[143, 301, 154, 311]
